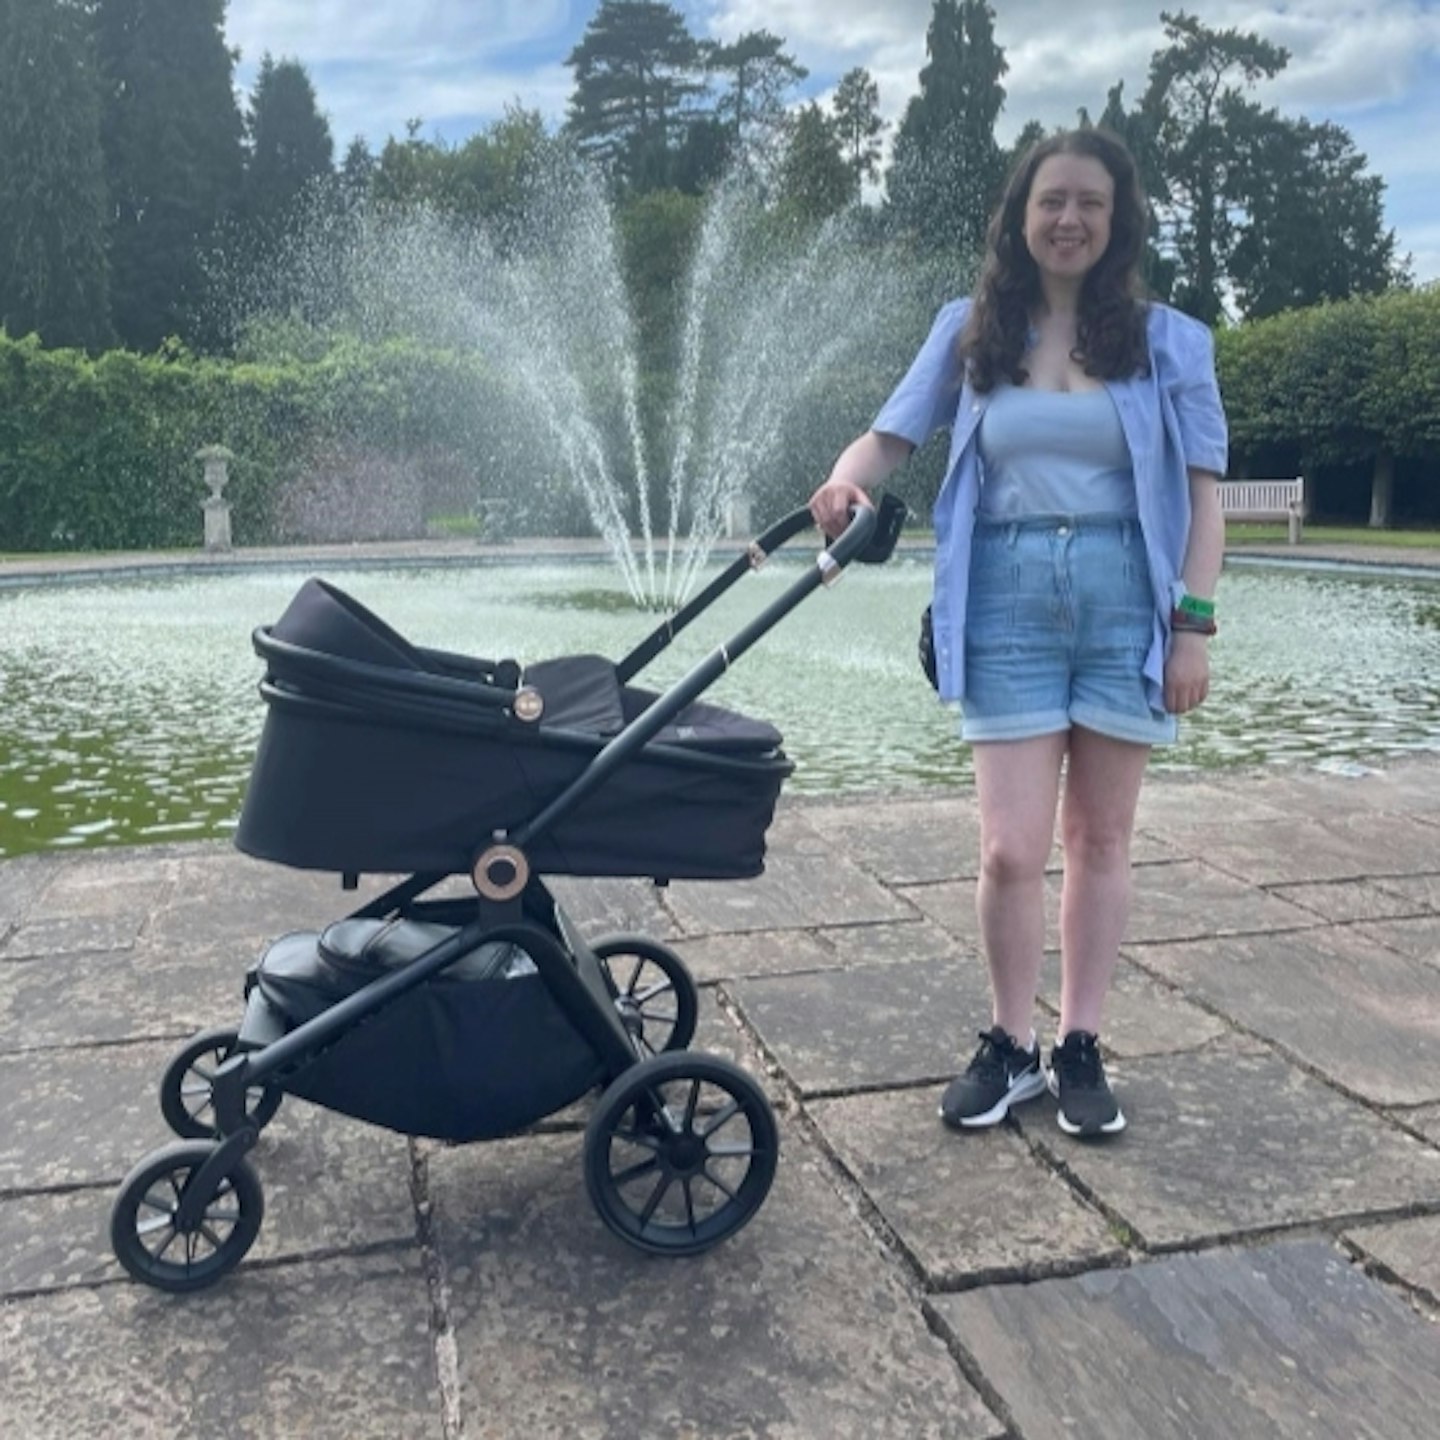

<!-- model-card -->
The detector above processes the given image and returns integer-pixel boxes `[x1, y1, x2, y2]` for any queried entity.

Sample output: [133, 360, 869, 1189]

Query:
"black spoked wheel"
[584, 1051, 778, 1256]
[592, 935, 699, 1056]
[110, 1141, 264, 1293]
[160, 1026, 282, 1140]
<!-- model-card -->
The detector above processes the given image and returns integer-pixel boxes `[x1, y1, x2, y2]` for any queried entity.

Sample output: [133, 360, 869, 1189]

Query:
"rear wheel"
[160, 1026, 282, 1140]
[583, 1051, 778, 1256]
[110, 1141, 264, 1292]
[592, 935, 698, 1056]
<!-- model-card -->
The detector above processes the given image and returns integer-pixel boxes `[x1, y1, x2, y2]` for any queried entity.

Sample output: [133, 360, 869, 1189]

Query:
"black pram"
[108, 502, 901, 1291]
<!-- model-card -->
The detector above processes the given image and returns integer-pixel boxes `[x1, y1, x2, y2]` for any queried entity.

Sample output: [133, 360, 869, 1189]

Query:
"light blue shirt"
[873, 299, 1229, 710]
[977, 385, 1137, 519]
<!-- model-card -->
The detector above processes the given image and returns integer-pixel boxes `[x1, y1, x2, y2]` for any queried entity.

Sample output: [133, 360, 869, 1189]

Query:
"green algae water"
[3, 559, 1439, 858]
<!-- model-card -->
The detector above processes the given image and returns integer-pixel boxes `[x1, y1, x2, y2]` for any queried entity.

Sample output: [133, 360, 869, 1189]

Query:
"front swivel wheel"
[583, 1051, 778, 1256]
[110, 1141, 264, 1292]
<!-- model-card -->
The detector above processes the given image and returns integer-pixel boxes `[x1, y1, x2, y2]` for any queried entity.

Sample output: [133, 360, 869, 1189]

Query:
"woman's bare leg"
[1056, 727, 1151, 1038]
[972, 733, 1068, 1040]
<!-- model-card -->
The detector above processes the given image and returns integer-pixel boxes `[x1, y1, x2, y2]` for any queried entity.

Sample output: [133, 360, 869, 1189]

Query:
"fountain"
[228, 155, 945, 608]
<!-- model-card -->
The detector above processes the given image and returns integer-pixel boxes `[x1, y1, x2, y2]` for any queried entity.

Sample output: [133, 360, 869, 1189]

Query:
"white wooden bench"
[1217, 477, 1305, 544]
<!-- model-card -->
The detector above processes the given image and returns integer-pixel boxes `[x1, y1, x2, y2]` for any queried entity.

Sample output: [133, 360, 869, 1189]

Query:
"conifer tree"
[886, 0, 1008, 256]
[94, 0, 244, 350]
[243, 54, 333, 240]
[0, 0, 113, 348]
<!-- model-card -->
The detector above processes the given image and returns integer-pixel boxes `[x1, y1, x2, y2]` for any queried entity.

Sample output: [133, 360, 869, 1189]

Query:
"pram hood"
[235, 578, 791, 880]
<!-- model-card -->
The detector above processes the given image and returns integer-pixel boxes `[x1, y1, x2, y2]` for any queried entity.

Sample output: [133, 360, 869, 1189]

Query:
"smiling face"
[1022, 152, 1116, 291]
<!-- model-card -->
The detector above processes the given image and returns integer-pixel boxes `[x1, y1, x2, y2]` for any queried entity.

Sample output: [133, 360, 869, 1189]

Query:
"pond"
[3, 557, 1439, 859]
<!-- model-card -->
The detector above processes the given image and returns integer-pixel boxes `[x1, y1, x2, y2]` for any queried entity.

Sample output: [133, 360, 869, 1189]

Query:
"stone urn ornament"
[197, 444, 235, 551]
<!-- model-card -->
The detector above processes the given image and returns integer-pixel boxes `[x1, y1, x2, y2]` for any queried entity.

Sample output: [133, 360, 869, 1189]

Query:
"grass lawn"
[1224, 523, 1440, 549]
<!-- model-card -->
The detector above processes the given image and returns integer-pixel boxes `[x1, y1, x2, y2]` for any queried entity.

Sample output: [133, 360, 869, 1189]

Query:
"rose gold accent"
[471, 844, 529, 901]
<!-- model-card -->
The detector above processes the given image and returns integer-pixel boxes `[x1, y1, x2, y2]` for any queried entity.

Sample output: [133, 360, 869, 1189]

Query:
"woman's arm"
[809, 430, 915, 536]
[1165, 466, 1225, 715]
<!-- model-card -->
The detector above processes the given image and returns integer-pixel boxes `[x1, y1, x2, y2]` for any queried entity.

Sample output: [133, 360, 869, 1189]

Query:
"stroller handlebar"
[615, 495, 903, 685]
[512, 496, 906, 854]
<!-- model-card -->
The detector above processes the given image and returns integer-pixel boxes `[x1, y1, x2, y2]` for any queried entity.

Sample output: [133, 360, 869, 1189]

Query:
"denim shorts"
[961, 516, 1177, 746]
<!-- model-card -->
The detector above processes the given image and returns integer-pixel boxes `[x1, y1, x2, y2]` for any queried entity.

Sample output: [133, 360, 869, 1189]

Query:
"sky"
[225, 0, 1440, 284]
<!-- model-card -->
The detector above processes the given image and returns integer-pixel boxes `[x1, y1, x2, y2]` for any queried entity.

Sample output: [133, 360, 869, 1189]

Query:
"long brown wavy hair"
[961, 128, 1150, 393]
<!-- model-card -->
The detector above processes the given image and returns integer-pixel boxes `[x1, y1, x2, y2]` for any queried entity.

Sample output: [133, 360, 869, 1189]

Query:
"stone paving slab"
[672, 927, 837, 983]
[1354, 913, 1440, 966]
[22, 849, 180, 914]
[1344, 1213, 1440, 1305]
[0, 1254, 443, 1440]
[1255, 758, 1440, 819]
[809, 1087, 1123, 1287]
[548, 873, 679, 941]
[792, 795, 984, 884]
[932, 1240, 1440, 1440]
[729, 955, 994, 1095]
[1373, 871, 1440, 911]
[429, 1131, 1002, 1440]
[1034, 1039, 1440, 1249]
[1410, 1104, 1440, 1144]
[1171, 811, 1440, 886]
[1267, 876, 1436, 924]
[821, 916, 973, 970]
[0, 1040, 189, 1190]
[665, 848, 914, 935]
[1133, 926, 1440, 1106]
[0, 852, 52, 924]
[0, 940, 249, 1050]
[1133, 774, 1296, 830]
[1, 910, 155, 961]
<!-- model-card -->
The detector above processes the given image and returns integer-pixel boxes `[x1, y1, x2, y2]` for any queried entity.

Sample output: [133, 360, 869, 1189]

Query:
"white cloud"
[227, 0, 573, 68]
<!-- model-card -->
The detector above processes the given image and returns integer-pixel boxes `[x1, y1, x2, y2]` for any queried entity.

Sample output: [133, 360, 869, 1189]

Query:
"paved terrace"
[2, 756, 1439, 1438]
[3, 536, 1439, 1436]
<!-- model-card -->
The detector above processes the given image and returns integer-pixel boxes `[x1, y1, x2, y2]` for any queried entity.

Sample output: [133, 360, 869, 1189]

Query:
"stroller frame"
[109, 503, 897, 1292]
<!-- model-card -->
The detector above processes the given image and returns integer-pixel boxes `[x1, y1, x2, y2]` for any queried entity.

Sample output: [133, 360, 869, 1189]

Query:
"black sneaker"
[939, 1027, 1046, 1129]
[1048, 1031, 1126, 1137]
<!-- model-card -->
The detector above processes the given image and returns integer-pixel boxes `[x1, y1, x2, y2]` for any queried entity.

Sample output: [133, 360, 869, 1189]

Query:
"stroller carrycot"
[234, 576, 792, 881]
[108, 502, 901, 1293]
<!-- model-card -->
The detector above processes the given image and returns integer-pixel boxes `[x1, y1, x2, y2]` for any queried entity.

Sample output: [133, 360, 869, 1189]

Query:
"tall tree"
[776, 103, 852, 226]
[886, 0, 1008, 256]
[831, 67, 885, 197]
[1140, 9, 1287, 324]
[1094, 80, 1175, 299]
[95, 0, 245, 351]
[564, 0, 705, 193]
[0, 0, 113, 348]
[339, 136, 377, 204]
[1223, 100, 1406, 318]
[704, 30, 807, 165]
[243, 54, 333, 239]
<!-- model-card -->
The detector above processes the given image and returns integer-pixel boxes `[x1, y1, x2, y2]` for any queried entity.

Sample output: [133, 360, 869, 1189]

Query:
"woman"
[809, 128, 1226, 1138]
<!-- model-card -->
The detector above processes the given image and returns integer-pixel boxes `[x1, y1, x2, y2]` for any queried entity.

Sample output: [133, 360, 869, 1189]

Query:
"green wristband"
[1177, 593, 1215, 619]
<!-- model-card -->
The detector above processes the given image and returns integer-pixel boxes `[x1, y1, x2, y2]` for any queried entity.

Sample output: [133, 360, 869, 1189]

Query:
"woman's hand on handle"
[809, 479, 872, 539]
[808, 429, 913, 539]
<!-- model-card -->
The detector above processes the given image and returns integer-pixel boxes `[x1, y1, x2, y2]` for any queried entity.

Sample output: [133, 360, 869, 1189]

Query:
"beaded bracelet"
[1170, 607, 1217, 637]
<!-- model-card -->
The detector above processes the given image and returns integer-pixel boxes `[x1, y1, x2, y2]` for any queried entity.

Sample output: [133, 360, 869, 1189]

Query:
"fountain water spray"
[230, 154, 940, 608]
